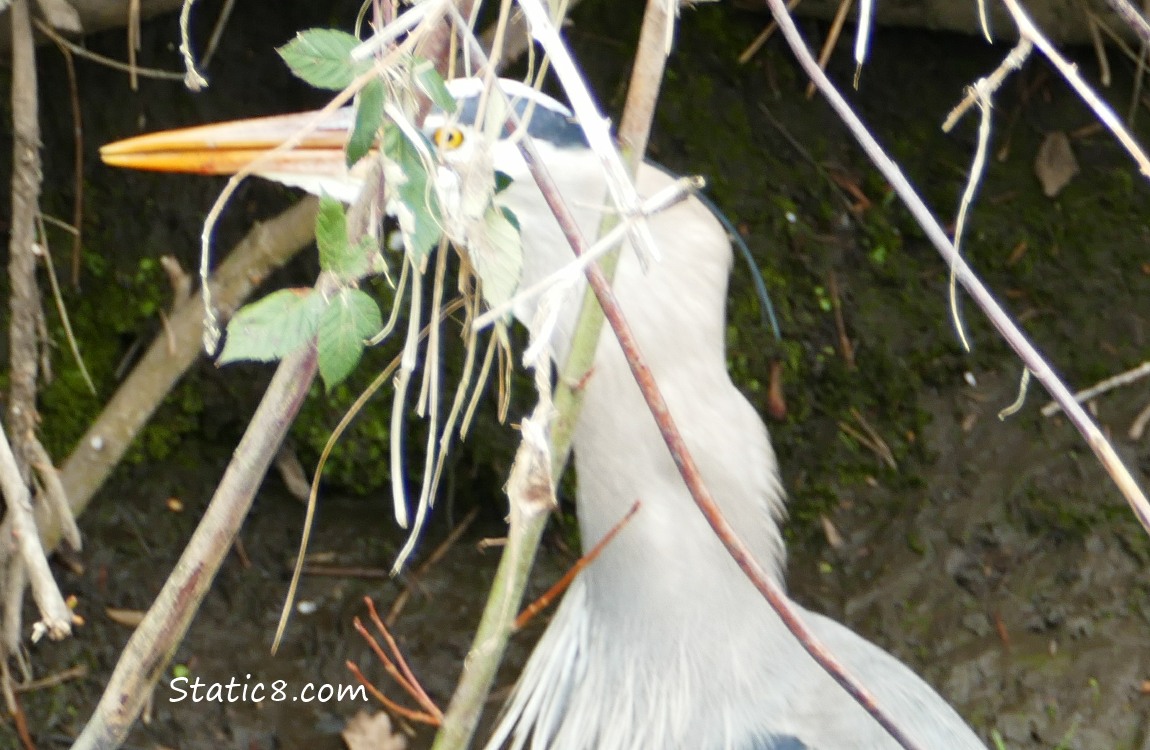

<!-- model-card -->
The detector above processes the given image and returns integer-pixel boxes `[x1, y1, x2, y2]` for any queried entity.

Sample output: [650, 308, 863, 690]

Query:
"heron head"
[98, 77, 585, 201]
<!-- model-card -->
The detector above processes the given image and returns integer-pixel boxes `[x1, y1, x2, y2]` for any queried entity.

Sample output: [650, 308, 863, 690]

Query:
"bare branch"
[70, 344, 319, 750]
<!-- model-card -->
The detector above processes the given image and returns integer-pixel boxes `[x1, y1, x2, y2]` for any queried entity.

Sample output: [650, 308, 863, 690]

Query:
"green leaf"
[472, 205, 523, 311]
[347, 78, 385, 167]
[277, 29, 366, 90]
[315, 195, 351, 273]
[317, 288, 382, 388]
[218, 288, 325, 365]
[413, 58, 456, 114]
[493, 170, 514, 195]
[317, 195, 383, 281]
[382, 123, 442, 262]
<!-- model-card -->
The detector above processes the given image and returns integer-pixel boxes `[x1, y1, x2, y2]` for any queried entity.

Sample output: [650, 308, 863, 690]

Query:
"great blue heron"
[103, 77, 988, 749]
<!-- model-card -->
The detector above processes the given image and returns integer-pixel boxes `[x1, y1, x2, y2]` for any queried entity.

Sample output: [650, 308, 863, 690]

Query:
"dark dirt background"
[4, 1, 1150, 748]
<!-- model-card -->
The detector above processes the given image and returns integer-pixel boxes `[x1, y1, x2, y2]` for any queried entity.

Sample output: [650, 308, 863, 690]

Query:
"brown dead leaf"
[105, 608, 145, 628]
[275, 444, 312, 502]
[820, 514, 844, 550]
[1034, 131, 1079, 197]
[342, 710, 407, 750]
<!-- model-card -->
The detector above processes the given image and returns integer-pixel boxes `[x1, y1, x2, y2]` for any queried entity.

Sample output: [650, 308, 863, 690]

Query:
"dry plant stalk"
[0, 0, 74, 674]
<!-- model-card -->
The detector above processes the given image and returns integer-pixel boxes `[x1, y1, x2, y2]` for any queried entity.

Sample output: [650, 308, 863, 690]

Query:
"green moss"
[1009, 480, 1118, 541]
[38, 245, 206, 465]
[293, 376, 394, 494]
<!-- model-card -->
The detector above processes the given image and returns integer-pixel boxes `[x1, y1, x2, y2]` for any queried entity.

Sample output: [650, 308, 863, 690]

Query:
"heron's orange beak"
[100, 109, 354, 179]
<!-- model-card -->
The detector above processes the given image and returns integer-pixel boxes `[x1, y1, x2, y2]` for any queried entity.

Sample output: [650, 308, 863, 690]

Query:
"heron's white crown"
[427, 78, 588, 150]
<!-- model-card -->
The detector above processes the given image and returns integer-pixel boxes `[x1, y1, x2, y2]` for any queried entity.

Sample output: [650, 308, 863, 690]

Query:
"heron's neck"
[569, 262, 787, 602]
[502, 155, 788, 605]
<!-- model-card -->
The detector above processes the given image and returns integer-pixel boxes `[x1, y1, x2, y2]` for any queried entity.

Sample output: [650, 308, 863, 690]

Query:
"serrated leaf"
[315, 195, 350, 271]
[348, 78, 385, 167]
[413, 58, 456, 114]
[317, 195, 383, 280]
[472, 205, 522, 311]
[317, 288, 383, 388]
[219, 288, 324, 365]
[382, 124, 442, 263]
[277, 29, 366, 90]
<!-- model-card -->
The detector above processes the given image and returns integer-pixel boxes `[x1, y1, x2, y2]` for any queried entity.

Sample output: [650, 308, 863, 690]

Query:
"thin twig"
[301, 564, 390, 578]
[366, 598, 441, 718]
[11, 664, 87, 692]
[515, 0, 662, 266]
[738, 0, 803, 65]
[45, 35, 85, 287]
[1041, 361, 1150, 417]
[200, 0, 236, 69]
[347, 659, 441, 725]
[351, 620, 441, 724]
[805, 0, 853, 99]
[36, 222, 97, 395]
[0, 420, 73, 643]
[7, 0, 42, 477]
[998, 367, 1031, 420]
[1083, 3, 1112, 87]
[28, 441, 81, 552]
[1, 657, 34, 750]
[1102, 0, 1150, 47]
[1128, 399, 1150, 439]
[848, 407, 896, 469]
[948, 77, 995, 353]
[853, 0, 873, 86]
[758, 101, 857, 213]
[428, 288, 484, 515]
[387, 507, 479, 623]
[515, 500, 641, 629]
[32, 19, 186, 81]
[943, 39, 1032, 132]
[128, 0, 140, 89]
[827, 270, 854, 369]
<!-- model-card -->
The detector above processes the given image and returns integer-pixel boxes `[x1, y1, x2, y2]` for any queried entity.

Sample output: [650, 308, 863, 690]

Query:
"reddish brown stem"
[346, 660, 441, 725]
[353, 616, 410, 695]
[365, 598, 441, 719]
[515, 500, 641, 630]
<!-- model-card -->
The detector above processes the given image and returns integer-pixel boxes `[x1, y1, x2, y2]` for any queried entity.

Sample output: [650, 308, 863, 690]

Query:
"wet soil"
[6, 2, 1150, 749]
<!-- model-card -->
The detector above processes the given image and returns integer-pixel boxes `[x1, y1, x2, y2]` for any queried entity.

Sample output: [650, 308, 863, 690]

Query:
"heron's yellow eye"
[434, 127, 465, 150]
